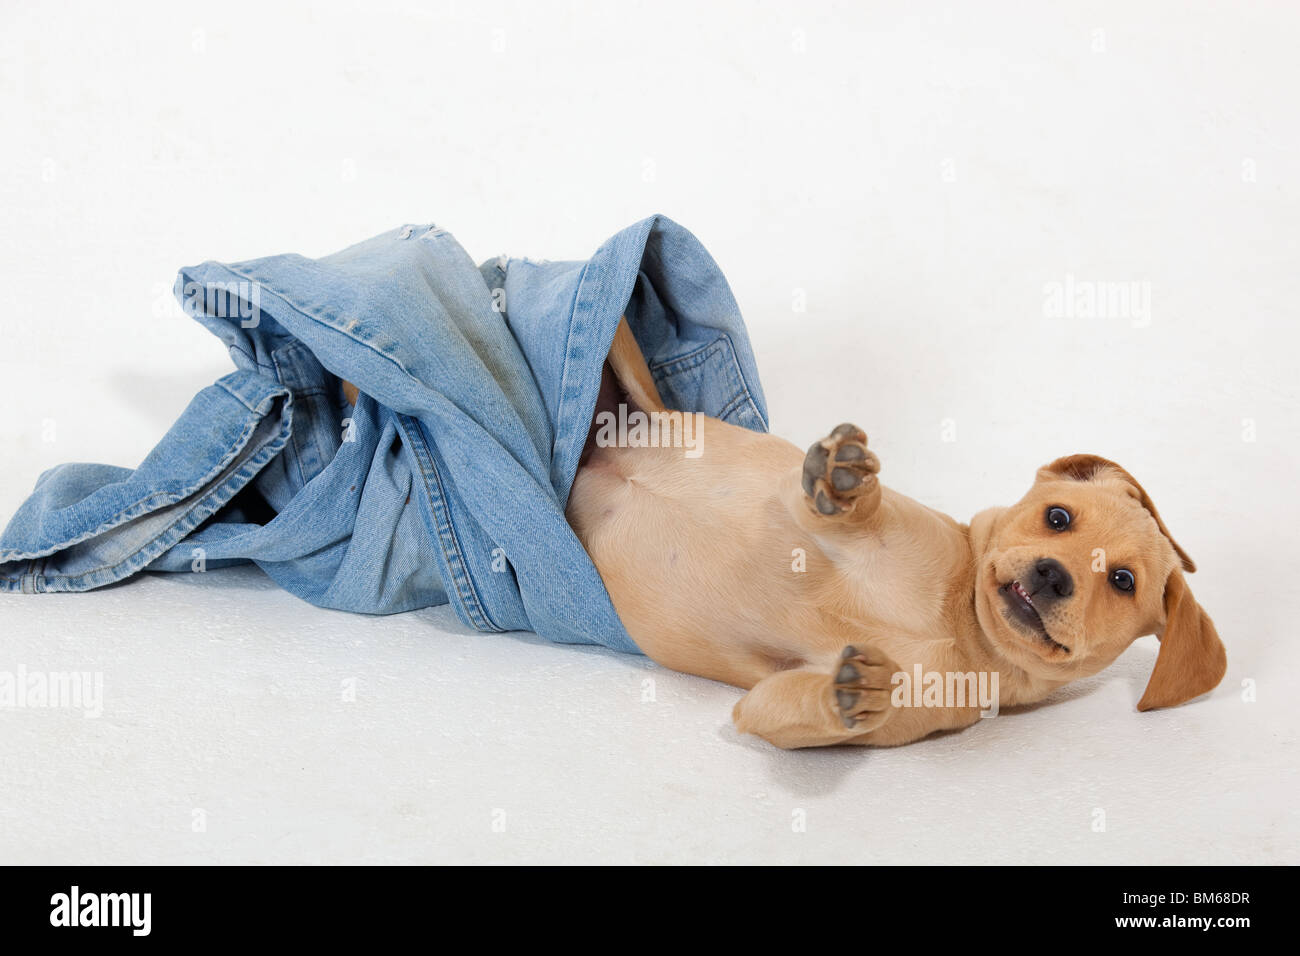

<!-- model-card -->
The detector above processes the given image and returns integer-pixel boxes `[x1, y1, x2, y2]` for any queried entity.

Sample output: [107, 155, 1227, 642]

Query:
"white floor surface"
[1, 0, 1296, 864]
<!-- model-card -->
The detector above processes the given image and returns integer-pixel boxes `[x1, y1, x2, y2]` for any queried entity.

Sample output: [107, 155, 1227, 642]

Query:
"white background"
[1, 0, 1296, 864]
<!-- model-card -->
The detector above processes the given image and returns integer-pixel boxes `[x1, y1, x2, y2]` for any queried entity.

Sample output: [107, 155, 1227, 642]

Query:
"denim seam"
[714, 390, 752, 423]
[549, 256, 622, 509]
[0, 399, 293, 589]
[271, 344, 332, 487]
[712, 331, 765, 427]
[648, 338, 723, 375]
[271, 349, 313, 488]
[0, 389, 289, 565]
[200, 261, 497, 631]
[554, 259, 595, 461]
[216, 372, 284, 413]
[650, 334, 766, 427]
[399, 415, 498, 632]
[225, 342, 277, 380]
[217, 262, 420, 384]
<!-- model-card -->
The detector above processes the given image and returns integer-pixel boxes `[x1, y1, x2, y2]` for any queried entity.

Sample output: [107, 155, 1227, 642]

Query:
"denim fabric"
[0, 216, 768, 653]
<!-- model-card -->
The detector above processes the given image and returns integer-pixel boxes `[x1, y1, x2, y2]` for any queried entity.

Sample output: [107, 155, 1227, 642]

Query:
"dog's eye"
[1045, 506, 1072, 531]
[1109, 568, 1136, 593]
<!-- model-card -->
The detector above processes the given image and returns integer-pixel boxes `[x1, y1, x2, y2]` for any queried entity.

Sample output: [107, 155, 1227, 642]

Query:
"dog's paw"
[801, 423, 880, 515]
[832, 644, 897, 731]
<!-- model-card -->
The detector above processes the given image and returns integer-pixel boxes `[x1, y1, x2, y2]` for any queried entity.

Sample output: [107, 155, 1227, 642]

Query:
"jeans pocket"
[649, 334, 766, 431]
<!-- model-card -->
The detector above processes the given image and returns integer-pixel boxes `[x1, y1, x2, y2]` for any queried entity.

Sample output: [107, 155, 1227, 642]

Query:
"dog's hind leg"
[606, 316, 666, 413]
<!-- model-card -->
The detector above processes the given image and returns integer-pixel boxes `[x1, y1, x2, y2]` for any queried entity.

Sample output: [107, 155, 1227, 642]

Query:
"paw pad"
[832, 644, 897, 730]
[801, 424, 878, 515]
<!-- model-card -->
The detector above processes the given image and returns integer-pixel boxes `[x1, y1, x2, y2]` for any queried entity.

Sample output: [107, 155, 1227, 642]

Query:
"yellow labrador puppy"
[562, 321, 1226, 748]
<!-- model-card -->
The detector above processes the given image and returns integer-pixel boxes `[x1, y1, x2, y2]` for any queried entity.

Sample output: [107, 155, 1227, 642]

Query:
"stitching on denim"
[271, 350, 312, 489]
[553, 259, 595, 458]
[648, 338, 724, 375]
[0, 399, 293, 587]
[207, 261, 502, 631]
[0, 391, 287, 565]
[653, 333, 764, 427]
[0, 408, 289, 581]
[713, 331, 765, 427]
[225, 342, 266, 376]
[714, 390, 751, 423]
[218, 262, 420, 385]
[399, 414, 498, 632]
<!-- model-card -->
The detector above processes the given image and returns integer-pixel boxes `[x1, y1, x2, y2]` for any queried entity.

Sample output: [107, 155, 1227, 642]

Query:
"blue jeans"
[0, 217, 769, 653]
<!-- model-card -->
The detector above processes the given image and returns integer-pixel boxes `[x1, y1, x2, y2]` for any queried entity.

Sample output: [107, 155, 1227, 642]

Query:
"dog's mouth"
[998, 580, 1070, 654]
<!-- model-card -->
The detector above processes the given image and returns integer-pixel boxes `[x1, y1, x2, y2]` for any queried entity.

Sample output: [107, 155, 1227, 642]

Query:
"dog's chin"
[988, 581, 1071, 663]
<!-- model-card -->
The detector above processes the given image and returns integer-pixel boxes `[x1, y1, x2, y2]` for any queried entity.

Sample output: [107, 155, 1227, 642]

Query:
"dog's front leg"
[788, 423, 883, 532]
[733, 643, 988, 748]
[732, 644, 898, 749]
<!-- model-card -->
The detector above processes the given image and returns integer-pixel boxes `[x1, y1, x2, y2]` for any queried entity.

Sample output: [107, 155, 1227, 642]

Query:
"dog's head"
[972, 454, 1225, 709]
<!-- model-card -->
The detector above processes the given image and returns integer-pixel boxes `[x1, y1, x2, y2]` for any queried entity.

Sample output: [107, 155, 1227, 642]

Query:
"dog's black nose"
[1032, 558, 1074, 598]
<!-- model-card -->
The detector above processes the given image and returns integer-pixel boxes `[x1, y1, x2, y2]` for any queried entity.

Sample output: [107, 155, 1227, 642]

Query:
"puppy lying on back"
[562, 321, 1226, 748]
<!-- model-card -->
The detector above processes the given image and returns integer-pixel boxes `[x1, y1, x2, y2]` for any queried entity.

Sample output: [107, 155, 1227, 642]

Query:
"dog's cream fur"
[561, 320, 1226, 748]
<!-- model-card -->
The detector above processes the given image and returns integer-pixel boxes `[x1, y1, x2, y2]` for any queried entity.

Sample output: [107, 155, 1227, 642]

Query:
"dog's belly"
[566, 416, 971, 686]
[567, 419, 817, 672]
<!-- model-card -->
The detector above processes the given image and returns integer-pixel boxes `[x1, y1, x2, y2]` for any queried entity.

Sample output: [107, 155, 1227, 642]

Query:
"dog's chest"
[810, 495, 971, 638]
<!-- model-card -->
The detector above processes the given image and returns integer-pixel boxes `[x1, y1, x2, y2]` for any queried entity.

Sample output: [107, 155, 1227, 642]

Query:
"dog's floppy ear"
[1137, 569, 1226, 710]
[1036, 453, 1195, 572]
